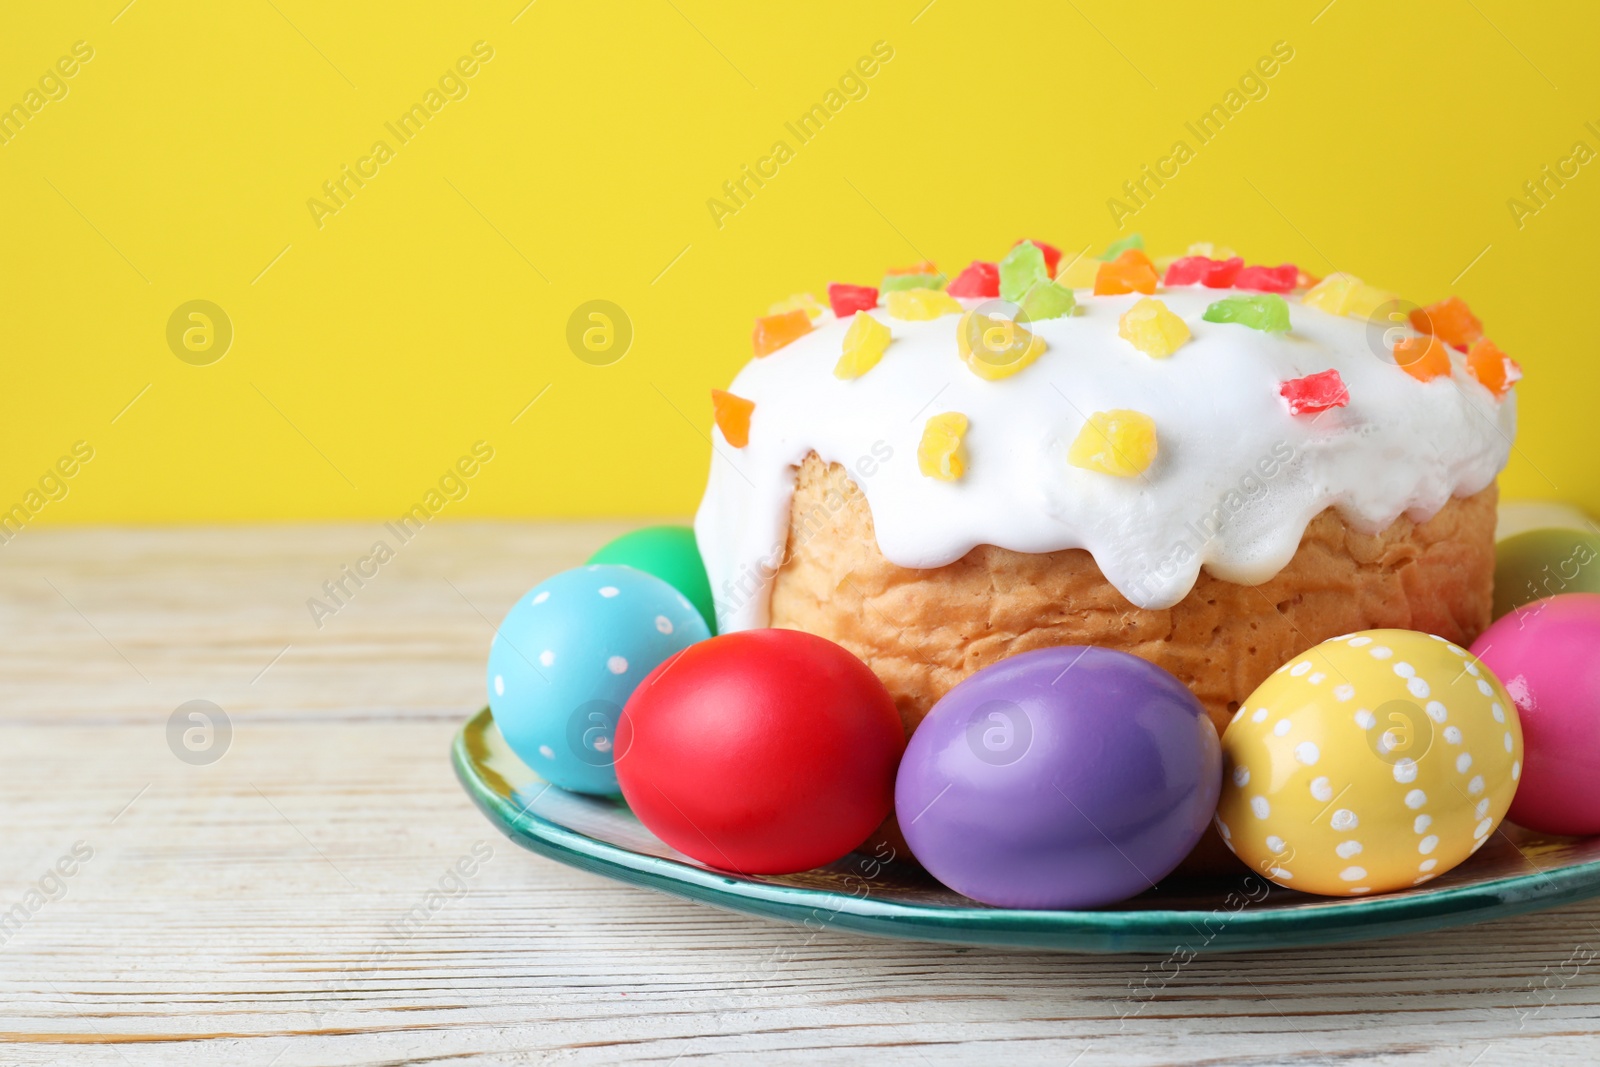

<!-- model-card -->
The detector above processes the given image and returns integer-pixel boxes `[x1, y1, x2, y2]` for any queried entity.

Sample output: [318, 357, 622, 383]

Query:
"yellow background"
[2, 0, 1596, 524]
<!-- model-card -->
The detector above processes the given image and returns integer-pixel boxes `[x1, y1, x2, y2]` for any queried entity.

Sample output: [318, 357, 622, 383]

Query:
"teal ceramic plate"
[454, 707, 1600, 953]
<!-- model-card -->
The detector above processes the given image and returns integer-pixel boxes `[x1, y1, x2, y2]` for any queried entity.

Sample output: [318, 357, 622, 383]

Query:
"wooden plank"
[1, 523, 1598, 1065]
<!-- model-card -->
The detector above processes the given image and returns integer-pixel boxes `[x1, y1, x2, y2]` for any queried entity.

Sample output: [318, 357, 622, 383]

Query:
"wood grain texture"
[1, 522, 1598, 1066]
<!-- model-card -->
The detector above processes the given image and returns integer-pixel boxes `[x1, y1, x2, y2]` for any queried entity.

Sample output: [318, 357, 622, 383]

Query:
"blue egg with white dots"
[486, 564, 710, 795]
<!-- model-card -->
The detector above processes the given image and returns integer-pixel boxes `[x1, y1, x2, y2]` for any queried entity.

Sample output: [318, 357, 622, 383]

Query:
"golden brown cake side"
[770, 453, 1497, 740]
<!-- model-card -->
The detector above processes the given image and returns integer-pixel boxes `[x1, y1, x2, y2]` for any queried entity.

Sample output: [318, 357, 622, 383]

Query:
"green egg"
[588, 525, 717, 634]
[1493, 526, 1600, 619]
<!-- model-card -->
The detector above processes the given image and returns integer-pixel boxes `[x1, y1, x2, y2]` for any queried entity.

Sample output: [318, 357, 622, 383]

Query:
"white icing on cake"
[695, 286, 1515, 631]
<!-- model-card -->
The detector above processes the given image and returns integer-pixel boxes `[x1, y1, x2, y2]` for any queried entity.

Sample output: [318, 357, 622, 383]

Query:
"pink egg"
[1470, 593, 1600, 836]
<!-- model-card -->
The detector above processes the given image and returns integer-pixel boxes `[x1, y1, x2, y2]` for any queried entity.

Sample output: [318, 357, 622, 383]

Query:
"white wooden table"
[2, 522, 1597, 1066]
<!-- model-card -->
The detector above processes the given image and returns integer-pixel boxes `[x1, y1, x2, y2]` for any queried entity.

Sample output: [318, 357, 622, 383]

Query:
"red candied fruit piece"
[1409, 296, 1484, 351]
[1234, 263, 1299, 293]
[1013, 239, 1062, 275]
[752, 309, 813, 356]
[1164, 255, 1243, 288]
[827, 283, 879, 317]
[947, 261, 1000, 299]
[1279, 369, 1350, 415]
[1094, 249, 1161, 296]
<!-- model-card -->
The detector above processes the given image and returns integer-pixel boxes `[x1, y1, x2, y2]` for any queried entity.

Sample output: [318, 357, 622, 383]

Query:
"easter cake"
[478, 239, 1568, 907]
[694, 240, 1520, 855]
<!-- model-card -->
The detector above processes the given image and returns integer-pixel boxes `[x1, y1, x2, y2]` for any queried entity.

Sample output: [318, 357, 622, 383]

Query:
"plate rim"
[453, 707, 1600, 953]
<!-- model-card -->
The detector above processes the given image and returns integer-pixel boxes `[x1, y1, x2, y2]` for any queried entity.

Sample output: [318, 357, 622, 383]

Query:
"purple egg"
[895, 647, 1221, 909]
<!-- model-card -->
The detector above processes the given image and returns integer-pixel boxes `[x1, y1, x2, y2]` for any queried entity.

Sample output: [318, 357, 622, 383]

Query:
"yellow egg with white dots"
[1215, 629, 1523, 897]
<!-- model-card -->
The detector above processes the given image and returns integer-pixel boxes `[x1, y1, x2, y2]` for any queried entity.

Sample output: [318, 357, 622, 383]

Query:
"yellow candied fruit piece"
[1117, 297, 1191, 358]
[1068, 409, 1158, 478]
[886, 287, 963, 321]
[957, 311, 1047, 381]
[918, 412, 968, 481]
[767, 292, 826, 320]
[1055, 254, 1099, 288]
[1186, 241, 1238, 260]
[834, 313, 893, 380]
[1302, 273, 1399, 322]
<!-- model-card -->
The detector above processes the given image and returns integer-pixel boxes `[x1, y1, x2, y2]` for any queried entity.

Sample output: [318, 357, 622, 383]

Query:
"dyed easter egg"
[1471, 593, 1600, 835]
[1217, 630, 1522, 896]
[588, 526, 717, 633]
[614, 629, 904, 874]
[487, 564, 709, 795]
[895, 647, 1221, 909]
[1492, 527, 1600, 619]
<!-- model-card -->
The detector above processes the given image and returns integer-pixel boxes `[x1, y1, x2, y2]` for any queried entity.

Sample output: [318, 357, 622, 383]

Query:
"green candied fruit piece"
[1099, 233, 1144, 260]
[880, 272, 946, 292]
[1202, 293, 1291, 334]
[998, 241, 1048, 304]
[1018, 279, 1076, 321]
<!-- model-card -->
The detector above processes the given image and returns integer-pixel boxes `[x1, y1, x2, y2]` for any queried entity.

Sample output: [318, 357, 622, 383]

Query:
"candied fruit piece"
[1202, 293, 1291, 333]
[1163, 256, 1205, 286]
[880, 271, 947, 292]
[1393, 333, 1452, 381]
[918, 412, 968, 481]
[1014, 239, 1063, 275]
[752, 309, 813, 356]
[711, 389, 755, 448]
[1056, 252, 1100, 288]
[828, 283, 879, 317]
[1185, 241, 1237, 260]
[957, 310, 1047, 379]
[1295, 268, 1321, 290]
[886, 260, 938, 276]
[1068, 410, 1158, 478]
[1301, 274, 1353, 313]
[1018, 279, 1076, 321]
[767, 292, 825, 320]
[1302, 273, 1397, 321]
[1118, 297, 1190, 357]
[834, 313, 892, 380]
[1345, 286, 1398, 320]
[1409, 296, 1484, 351]
[1164, 255, 1243, 288]
[1279, 369, 1349, 415]
[947, 261, 1000, 298]
[1100, 233, 1144, 260]
[887, 287, 963, 320]
[1234, 263, 1299, 293]
[1466, 338, 1521, 397]
[1094, 249, 1161, 296]
[999, 241, 1049, 303]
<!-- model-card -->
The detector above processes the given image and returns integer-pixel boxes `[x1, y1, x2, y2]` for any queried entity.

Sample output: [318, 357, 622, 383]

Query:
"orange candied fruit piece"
[1466, 338, 1522, 397]
[1408, 296, 1484, 351]
[752, 309, 813, 356]
[710, 389, 755, 448]
[886, 260, 939, 276]
[1094, 249, 1161, 296]
[1393, 333, 1452, 382]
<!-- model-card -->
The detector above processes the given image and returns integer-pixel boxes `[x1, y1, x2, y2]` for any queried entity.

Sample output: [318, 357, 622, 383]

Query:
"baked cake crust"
[771, 453, 1498, 740]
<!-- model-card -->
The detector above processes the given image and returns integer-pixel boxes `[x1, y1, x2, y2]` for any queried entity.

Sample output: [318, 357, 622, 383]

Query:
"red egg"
[614, 629, 905, 875]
